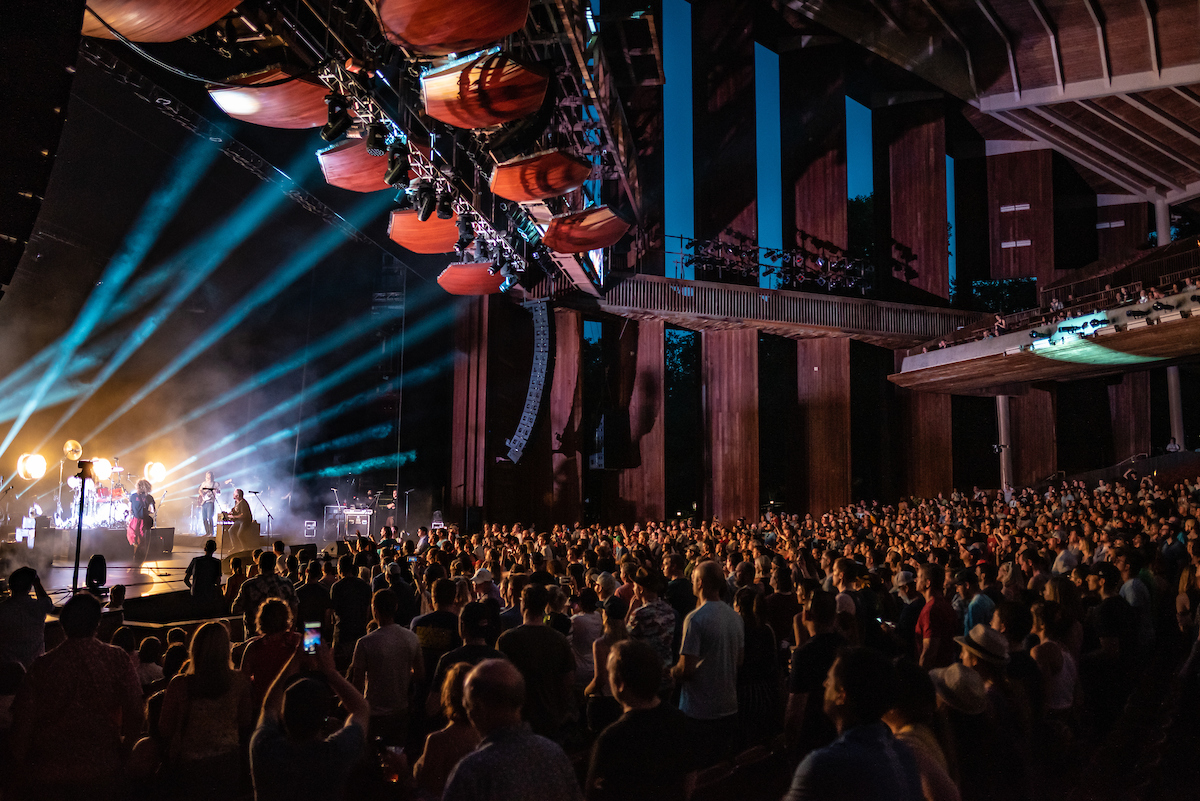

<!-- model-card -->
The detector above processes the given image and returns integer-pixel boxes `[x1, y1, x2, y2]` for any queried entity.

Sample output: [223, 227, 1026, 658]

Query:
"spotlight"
[92, 457, 113, 481]
[16, 453, 47, 481]
[436, 192, 454, 220]
[64, 439, 83, 460]
[143, 462, 167, 484]
[320, 94, 352, 142]
[456, 214, 475, 251]
[384, 143, 411, 187]
[394, 187, 414, 210]
[414, 182, 436, 222]
[364, 122, 389, 156]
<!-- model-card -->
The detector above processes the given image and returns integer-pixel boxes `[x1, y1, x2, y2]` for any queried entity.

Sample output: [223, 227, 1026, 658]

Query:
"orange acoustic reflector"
[83, 0, 242, 42]
[490, 149, 593, 202]
[543, 206, 632, 253]
[437, 262, 504, 295]
[387, 209, 460, 254]
[421, 53, 548, 129]
[317, 138, 393, 193]
[375, 0, 529, 56]
[209, 66, 329, 129]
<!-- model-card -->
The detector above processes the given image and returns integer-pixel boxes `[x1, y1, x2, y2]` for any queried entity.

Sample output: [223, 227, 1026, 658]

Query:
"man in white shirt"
[348, 588, 423, 745]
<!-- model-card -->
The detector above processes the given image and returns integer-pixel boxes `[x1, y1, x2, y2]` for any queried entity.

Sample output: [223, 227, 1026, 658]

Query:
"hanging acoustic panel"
[317, 138, 391, 193]
[387, 209, 459, 254]
[437, 262, 503, 295]
[489, 149, 592, 202]
[543, 206, 632, 253]
[375, 0, 528, 56]
[82, 0, 242, 42]
[208, 66, 329, 129]
[421, 53, 548, 129]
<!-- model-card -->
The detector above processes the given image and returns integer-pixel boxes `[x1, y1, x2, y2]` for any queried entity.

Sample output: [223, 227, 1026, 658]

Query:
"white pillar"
[996, 395, 1014, 491]
[1168, 365, 1186, 450]
[1155, 197, 1171, 246]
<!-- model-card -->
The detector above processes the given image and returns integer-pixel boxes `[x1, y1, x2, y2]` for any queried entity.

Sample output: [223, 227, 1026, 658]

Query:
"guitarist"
[226, 488, 255, 551]
[127, 478, 157, 564]
[197, 471, 228, 539]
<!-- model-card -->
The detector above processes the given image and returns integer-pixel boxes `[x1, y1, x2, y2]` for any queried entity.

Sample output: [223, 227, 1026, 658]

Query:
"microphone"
[331, 488, 338, 492]
[247, 490, 261, 495]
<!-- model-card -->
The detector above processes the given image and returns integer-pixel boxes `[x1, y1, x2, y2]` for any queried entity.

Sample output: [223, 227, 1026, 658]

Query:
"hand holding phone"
[303, 621, 322, 654]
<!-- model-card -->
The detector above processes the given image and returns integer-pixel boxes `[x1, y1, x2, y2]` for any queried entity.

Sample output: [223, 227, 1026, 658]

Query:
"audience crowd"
[2, 471, 1200, 800]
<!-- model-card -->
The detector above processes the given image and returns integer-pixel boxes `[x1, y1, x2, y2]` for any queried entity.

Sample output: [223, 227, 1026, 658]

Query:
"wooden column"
[617, 319, 666, 522]
[549, 309, 584, 523]
[703, 329, 759, 523]
[986, 149, 1054, 284]
[893, 352, 952, 497]
[877, 101, 949, 299]
[449, 297, 488, 526]
[1108, 372, 1151, 463]
[1010, 387, 1057, 487]
[1097, 202, 1150, 262]
[795, 337, 851, 515]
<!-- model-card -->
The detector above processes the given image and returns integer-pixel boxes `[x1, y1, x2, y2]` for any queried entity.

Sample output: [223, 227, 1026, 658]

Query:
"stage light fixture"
[64, 439, 82, 460]
[320, 94, 353, 142]
[414, 183, 436, 222]
[456, 214, 476, 250]
[143, 461, 167, 483]
[384, 143, 411, 187]
[16, 453, 47, 481]
[364, 122, 389, 157]
[436, 192, 454, 220]
[92, 458, 113, 481]
[394, 187, 415, 210]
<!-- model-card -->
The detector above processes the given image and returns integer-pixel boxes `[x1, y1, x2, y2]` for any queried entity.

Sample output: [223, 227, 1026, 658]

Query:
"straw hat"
[929, 663, 988, 715]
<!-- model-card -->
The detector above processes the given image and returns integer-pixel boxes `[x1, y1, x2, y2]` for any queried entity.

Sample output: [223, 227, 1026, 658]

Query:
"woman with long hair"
[734, 586, 782, 745]
[239, 598, 301, 711]
[158, 622, 253, 797]
[414, 662, 481, 798]
[127, 479, 156, 563]
[584, 596, 629, 734]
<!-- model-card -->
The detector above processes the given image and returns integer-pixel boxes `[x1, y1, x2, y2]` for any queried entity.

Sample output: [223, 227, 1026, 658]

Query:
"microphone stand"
[248, 491, 273, 539]
[331, 488, 345, 541]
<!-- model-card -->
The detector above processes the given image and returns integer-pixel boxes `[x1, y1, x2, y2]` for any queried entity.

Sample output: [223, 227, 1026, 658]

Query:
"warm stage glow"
[92, 458, 113, 481]
[144, 461, 167, 483]
[17, 454, 47, 480]
[64, 440, 83, 460]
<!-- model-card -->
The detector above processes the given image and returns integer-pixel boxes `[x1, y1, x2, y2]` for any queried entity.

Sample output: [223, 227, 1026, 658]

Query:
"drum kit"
[56, 443, 138, 530]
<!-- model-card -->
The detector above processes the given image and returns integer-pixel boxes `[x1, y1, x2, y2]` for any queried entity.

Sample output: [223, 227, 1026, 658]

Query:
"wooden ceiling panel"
[82, 0, 241, 42]
[940, 0, 1018, 95]
[989, 0, 1059, 90]
[963, 105, 1031, 140]
[386, 209, 459, 253]
[1094, 95, 1200, 159]
[437, 262, 504, 295]
[317, 139, 391, 193]
[1155, 1, 1200, 71]
[1097, 0, 1155, 77]
[1049, 101, 1200, 184]
[1043, 0, 1106, 84]
[1140, 88, 1200, 129]
[208, 66, 329, 129]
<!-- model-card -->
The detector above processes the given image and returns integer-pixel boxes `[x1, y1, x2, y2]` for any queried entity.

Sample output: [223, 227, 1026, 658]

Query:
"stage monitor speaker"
[221, 549, 255, 576]
[152, 527, 174, 556]
[336, 540, 351, 556]
[86, 553, 107, 591]
[293, 543, 318, 563]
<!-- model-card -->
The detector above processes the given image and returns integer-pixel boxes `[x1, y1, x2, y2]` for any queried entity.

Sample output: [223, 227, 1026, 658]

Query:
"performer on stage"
[225, 488, 254, 550]
[127, 479, 157, 563]
[198, 471, 221, 538]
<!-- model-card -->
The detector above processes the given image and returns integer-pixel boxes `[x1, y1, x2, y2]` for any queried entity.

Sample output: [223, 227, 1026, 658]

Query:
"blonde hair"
[441, 662, 473, 723]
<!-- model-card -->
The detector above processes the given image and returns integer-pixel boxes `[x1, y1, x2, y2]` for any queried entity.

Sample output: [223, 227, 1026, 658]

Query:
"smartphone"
[408, 556, 419, 563]
[303, 621, 321, 654]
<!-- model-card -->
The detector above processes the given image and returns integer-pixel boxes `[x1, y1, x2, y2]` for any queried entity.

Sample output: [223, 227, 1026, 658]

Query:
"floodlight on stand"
[320, 94, 353, 142]
[364, 122, 389, 156]
[143, 462, 167, 484]
[384, 143, 411, 187]
[414, 182, 436, 222]
[17, 453, 47, 481]
[92, 457, 113, 481]
[436, 192, 454, 220]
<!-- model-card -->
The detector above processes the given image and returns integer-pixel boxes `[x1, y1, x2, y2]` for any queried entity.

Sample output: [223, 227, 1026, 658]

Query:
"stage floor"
[39, 544, 203, 602]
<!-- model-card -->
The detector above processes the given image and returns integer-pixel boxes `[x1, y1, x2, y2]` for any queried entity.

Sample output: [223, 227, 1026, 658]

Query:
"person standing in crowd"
[627, 568, 676, 669]
[442, 659, 582, 801]
[916, 563, 958, 669]
[585, 639, 696, 801]
[411, 579, 464, 690]
[783, 648, 921, 800]
[0, 567, 54, 669]
[330, 554, 373, 671]
[786, 590, 844, 756]
[250, 642, 369, 801]
[497, 583, 577, 744]
[671, 560, 743, 763]
[414, 663, 481, 798]
[8, 593, 144, 801]
[349, 588, 423, 746]
[232, 552, 298, 638]
[184, 539, 223, 607]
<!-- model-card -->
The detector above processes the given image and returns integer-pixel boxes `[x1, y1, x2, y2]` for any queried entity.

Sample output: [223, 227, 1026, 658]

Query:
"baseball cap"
[471, 568, 494, 584]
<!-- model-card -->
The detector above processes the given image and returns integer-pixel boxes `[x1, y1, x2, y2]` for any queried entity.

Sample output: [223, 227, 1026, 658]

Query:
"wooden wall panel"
[449, 297, 488, 526]
[617, 320, 667, 522]
[549, 309, 584, 523]
[1010, 387, 1057, 487]
[691, 0, 757, 259]
[878, 101, 950, 299]
[1109, 371, 1151, 463]
[703, 329, 759, 523]
[1097, 202, 1149, 262]
[893, 350, 952, 497]
[986, 149, 1055, 283]
[796, 337, 851, 515]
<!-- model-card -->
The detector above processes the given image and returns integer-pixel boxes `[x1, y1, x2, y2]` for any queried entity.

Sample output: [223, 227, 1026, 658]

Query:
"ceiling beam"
[1074, 99, 1200, 174]
[1027, 0, 1064, 93]
[921, 0, 979, 96]
[1172, 86, 1200, 112]
[991, 110, 1152, 195]
[975, 0, 1021, 97]
[1118, 93, 1200, 149]
[1082, 0, 1111, 87]
[1026, 106, 1183, 189]
[977, 62, 1200, 111]
[1138, 0, 1160, 76]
